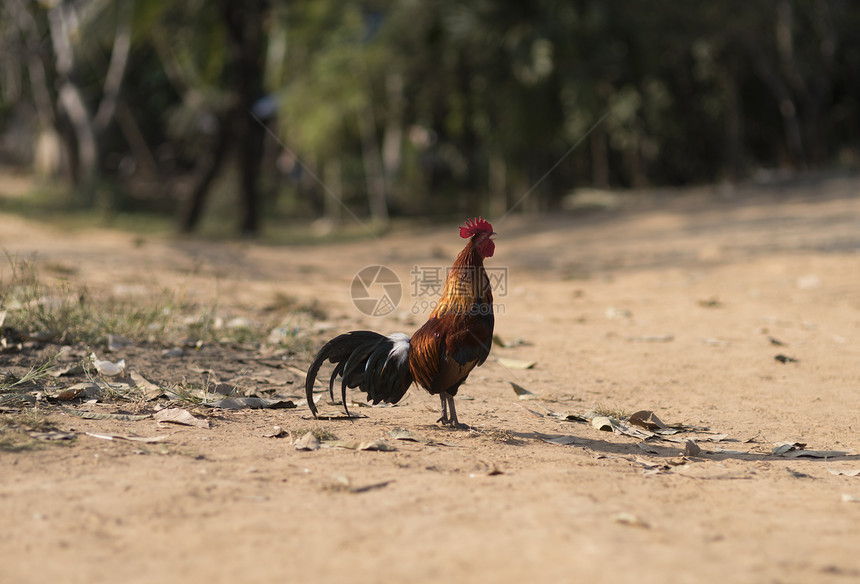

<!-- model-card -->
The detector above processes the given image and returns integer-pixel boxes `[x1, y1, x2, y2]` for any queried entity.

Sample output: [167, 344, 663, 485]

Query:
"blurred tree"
[1, 0, 858, 231]
[748, 0, 843, 168]
[279, 0, 395, 225]
[151, 0, 269, 235]
[223, 0, 267, 235]
[4, 0, 133, 194]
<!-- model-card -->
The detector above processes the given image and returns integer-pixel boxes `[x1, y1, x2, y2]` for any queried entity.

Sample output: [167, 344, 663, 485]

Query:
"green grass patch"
[0, 253, 317, 351]
[1, 253, 179, 345]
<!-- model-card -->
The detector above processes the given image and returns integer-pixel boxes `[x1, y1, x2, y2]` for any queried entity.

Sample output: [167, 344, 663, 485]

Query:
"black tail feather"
[328, 361, 346, 402]
[305, 331, 413, 417]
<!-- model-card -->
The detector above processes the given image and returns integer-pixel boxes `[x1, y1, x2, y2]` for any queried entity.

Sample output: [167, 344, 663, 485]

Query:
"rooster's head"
[460, 217, 496, 258]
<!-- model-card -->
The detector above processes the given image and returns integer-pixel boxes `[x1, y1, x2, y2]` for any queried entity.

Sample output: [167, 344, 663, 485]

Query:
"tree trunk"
[356, 103, 389, 225]
[46, 1, 97, 188]
[381, 72, 404, 202]
[626, 127, 647, 190]
[56, 83, 97, 188]
[800, 0, 837, 164]
[488, 151, 507, 217]
[749, 43, 806, 170]
[590, 124, 610, 189]
[45, 0, 134, 192]
[115, 101, 167, 193]
[93, 1, 134, 135]
[322, 158, 342, 222]
[12, 0, 60, 176]
[224, 0, 267, 236]
[720, 53, 745, 182]
[178, 115, 230, 232]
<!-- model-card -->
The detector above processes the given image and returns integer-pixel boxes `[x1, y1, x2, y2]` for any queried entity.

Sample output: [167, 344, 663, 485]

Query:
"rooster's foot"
[437, 393, 469, 429]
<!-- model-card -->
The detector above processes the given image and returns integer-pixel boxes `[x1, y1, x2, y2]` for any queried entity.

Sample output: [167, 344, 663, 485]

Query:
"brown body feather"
[408, 239, 494, 397]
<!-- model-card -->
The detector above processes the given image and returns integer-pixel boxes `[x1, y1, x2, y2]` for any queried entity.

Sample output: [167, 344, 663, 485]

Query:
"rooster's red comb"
[459, 217, 494, 239]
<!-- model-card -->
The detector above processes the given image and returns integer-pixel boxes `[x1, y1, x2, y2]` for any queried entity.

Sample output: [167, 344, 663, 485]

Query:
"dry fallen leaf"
[129, 371, 164, 400]
[698, 434, 729, 442]
[785, 449, 850, 459]
[509, 381, 537, 399]
[492, 335, 530, 348]
[153, 408, 210, 428]
[613, 512, 650, 528]
[684, 440, 702, 457]
[591, 416, 614, 432]
[294, 432, 320, 451]
[708, 448, 751, 455]
[262, 426, 288, 438]
[85, 432, 168, 443]
[388, 428, 426, 442]
[205, 397, 296, 410]
[628, 410, 667, 431]
[358, 440, 396, 452]
[637, 442, 662, 455]
[60, 407, 150, 421]
[535, 433, 580, 446]
[496, 357, 537, 370]
[547, 411, 590, 423]
[827, 467, 860, 477]
[53, 383, 94, 402]
[660, 433, 729, 444]
[611, 419, 655, 440]
[771, 441, 849, 458]
[772, 442, 806, 455]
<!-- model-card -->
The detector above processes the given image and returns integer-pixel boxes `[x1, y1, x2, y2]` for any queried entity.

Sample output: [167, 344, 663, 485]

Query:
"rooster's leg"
[445, 394, 468, 429]
[437, 393, 468, 430]
[437, 394, 450, 425]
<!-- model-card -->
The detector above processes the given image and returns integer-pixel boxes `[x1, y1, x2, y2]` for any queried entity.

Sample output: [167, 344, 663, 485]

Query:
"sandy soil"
[2, 174, 860, 584]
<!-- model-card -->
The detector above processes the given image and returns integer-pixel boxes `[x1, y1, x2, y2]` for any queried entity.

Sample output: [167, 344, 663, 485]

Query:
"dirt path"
[2, 175, 860, 584]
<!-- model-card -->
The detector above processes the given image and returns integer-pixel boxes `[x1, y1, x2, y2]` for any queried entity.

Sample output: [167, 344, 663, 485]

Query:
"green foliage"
[2, 0, 859, 227]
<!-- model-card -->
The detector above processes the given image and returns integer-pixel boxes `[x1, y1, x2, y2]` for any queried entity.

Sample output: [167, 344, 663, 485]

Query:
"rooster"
[305, 217, 496, 428]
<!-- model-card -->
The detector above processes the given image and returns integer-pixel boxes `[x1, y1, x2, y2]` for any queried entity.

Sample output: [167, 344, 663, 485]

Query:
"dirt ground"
[2, 174, 860, 584]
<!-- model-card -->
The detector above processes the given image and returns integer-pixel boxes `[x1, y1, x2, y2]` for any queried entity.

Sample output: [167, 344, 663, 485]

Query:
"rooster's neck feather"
[431, 239, 492, 317]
